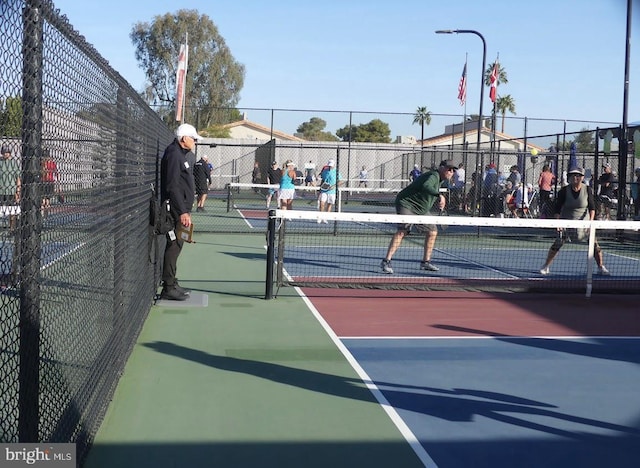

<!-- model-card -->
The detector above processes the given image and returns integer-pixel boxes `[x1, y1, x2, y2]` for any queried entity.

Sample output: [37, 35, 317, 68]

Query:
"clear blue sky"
[54, 0, 639, 141]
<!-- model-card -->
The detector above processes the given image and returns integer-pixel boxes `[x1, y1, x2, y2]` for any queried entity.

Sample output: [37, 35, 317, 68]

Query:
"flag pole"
[182, 32, 188, 124]
[461, 53, 468, 150]
[175, 32, 189, 123]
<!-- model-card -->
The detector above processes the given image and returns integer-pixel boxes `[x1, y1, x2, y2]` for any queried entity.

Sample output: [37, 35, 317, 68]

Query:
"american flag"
[457, 63, 467, 106]
[489, 61, 498, 103]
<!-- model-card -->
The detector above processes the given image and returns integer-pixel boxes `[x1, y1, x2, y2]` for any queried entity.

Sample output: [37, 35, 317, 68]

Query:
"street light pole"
[436, 29, 486, 216]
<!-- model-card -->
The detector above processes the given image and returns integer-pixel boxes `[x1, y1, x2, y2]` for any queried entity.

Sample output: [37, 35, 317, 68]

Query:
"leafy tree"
[296, 117, 338, 141]
[201, 125, 231, 138]
[484, 62, 508, 132]
[573, 128, 595, 153]
[495, 95, 516, 133]
[130, 9, 245, 128]
[0, 96, 23, 137]
[412, 106, 431, 147]
[336, 119, 391, 143]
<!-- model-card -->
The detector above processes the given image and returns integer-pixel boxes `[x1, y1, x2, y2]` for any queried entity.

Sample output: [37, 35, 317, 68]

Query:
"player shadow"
[432, 324, 640, 365]
[142, 340, 640, 440]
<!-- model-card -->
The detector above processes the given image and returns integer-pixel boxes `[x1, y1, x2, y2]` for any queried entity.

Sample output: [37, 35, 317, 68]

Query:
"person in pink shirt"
[537, 164, 556, 217]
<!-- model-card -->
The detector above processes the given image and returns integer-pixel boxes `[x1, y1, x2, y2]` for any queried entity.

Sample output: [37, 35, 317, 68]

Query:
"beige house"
[221, 116, 305, 142]
[420, 120, 545, 153]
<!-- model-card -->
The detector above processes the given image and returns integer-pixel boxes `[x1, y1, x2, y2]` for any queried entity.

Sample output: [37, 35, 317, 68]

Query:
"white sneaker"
[317, 218, 322, 224]
[539, 266, 550, 275]
[420, 261, 439, 272]
[380, 260, 394, 274]
[322, 219, 328, 224]
[598, 266, 610, 276]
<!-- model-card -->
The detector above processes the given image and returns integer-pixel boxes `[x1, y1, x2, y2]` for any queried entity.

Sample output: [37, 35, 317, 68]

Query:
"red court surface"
[302, 289, 640, 337]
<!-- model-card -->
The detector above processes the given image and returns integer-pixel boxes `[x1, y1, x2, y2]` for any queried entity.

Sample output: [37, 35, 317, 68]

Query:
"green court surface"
[83, 233, 423, 468]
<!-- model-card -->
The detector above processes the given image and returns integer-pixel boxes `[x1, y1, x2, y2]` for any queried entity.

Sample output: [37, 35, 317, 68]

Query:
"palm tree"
[484, 61, 508, 87]
[495, 95, 516, 133]
[484, 62, 508, 134]
[412, 106, 432, 147]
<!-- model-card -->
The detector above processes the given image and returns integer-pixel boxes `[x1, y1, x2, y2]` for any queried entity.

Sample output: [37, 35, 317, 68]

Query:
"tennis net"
[226, 182, 403, 214]
[265, 209, 640, 297]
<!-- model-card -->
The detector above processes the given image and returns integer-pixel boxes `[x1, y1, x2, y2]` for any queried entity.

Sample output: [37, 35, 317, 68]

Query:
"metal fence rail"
[0, 1, 173, 462]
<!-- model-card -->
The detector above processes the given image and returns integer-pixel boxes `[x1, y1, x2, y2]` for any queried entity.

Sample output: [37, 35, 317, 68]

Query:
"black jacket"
[160, 139, 195, 216]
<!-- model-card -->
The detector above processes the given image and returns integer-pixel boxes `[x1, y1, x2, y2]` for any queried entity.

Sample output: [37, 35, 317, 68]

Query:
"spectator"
[159, 123, 200, 301]
[500, 181, 515, 216]
[512, 183, 533, 217]
[0, 145, 21, 230]
[252, 160, 262, 193]
[507, 165, 521, 188]
[358, 166, 368, 188]
[631, 167, 640, 220]
[304, 160, 316, 187]
[409, 164, 421, 183]
[597, 162, 617, 220]
[482, 163, 499, 216]
[537, 164, 556, 217]
[40, 149, 59, 217]
[266, 160, 282, 209]
[193, 155, 211, 212]
[451, 162, 465, 211]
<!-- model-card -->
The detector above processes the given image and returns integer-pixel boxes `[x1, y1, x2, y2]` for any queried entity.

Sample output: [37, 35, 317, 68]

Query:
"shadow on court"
[139, 340, 640, 468]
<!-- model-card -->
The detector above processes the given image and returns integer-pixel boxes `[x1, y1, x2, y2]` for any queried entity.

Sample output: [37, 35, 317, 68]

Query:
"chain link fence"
[190, 122, 639, 232]
[1, 0, 172, 462]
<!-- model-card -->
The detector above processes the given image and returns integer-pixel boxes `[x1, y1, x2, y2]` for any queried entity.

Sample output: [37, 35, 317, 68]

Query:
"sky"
[53, 0, 640, 142]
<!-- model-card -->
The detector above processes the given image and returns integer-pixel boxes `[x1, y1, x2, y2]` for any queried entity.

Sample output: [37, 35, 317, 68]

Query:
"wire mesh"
[266, 210, 640, 296]
[0, 0, 173, 462]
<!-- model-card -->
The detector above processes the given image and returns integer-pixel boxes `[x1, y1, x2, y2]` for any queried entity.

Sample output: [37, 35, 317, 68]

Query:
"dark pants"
[162, 215, 184, 288]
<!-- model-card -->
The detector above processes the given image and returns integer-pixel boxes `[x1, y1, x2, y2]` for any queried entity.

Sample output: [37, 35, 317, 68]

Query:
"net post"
[265, 209, 276, 299]
[226, 183, 231, 212]
[585, 223, 596, 298]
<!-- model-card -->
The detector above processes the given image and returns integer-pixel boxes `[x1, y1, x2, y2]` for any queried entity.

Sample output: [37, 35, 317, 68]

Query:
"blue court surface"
[341, 337, 640, 467]
[0, 241, 82, 275]
[280, 245, 639, 280]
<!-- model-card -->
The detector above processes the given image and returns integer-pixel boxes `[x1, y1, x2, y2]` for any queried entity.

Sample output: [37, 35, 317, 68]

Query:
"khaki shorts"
[396, 205, 436, 234]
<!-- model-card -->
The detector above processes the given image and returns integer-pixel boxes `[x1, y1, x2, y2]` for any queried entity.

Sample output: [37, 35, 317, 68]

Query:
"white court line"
[341, 335, 640, 340]
[235, 208, 258, 229]
[294, 285, 439, 468]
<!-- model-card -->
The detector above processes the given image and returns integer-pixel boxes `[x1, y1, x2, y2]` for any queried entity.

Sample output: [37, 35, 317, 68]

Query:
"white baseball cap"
[327, 159, 335, 167]
[176, 123, 202, 140]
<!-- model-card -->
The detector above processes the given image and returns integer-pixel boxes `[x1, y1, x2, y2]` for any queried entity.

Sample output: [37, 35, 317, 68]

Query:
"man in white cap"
[539, 166, 609, 276]
[159, 123, 202, 300]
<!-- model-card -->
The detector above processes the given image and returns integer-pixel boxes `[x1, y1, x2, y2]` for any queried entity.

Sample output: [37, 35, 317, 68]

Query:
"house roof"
[221, 119, 305, 142]
[420, 126, 545, 152]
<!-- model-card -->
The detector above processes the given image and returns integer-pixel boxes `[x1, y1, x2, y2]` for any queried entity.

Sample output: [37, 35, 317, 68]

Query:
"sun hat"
[175, 123, 202, 140]
[568, 167, 585, 176]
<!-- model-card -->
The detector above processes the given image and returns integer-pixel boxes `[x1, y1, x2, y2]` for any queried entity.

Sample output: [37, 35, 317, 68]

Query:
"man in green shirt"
[381, 159, 456, 274]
